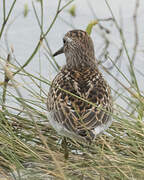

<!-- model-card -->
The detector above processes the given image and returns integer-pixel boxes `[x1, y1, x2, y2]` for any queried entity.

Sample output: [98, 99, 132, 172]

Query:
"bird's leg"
[61, 137, 69, 159]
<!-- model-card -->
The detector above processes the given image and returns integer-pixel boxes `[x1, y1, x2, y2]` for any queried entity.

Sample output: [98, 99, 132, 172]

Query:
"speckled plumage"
[47, 30, 113, 142]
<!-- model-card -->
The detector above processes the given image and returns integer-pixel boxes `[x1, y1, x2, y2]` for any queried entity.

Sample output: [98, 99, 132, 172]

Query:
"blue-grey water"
[0, 0, 144, 111]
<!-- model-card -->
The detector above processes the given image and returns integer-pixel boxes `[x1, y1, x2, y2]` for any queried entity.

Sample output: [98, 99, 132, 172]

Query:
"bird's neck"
[66, 55, 97, 70]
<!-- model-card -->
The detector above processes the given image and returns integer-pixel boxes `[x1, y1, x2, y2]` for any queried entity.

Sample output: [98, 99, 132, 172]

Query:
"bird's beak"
[53, 46, 64, 57]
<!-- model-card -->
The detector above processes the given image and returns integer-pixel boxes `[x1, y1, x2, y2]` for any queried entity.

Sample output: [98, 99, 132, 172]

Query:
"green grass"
[0, 0, 144, 179]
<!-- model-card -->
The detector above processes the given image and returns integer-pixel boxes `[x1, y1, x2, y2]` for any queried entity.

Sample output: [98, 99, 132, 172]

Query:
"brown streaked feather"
[47, 30, 112, 142]
[47, 66, 112, 141]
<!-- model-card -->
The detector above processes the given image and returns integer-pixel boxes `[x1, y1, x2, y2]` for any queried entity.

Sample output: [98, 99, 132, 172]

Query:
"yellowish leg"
[61, 137, 69, 159]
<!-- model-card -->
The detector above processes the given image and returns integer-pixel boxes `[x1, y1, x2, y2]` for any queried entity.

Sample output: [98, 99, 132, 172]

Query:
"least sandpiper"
[47, 30, 113, 143]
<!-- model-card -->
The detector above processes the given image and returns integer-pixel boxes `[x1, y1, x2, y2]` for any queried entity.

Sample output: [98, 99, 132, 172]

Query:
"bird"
[47, 29, 113, 145]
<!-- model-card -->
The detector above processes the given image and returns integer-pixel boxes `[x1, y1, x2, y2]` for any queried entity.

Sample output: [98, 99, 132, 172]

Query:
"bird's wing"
[47, 68, 112, 140]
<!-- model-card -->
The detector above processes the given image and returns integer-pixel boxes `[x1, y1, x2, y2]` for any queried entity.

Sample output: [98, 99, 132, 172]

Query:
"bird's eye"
[63, 39, 66, 44]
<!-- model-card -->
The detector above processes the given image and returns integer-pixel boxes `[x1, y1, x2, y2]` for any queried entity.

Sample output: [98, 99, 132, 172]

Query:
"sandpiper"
[47, 30, 113, 143]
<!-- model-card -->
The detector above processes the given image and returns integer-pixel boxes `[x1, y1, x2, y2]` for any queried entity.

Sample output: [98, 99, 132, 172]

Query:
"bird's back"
[47, 65, 112, 142]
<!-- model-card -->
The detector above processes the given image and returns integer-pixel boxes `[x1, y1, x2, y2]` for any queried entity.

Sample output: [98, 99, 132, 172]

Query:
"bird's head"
[53, 30, 96, 68]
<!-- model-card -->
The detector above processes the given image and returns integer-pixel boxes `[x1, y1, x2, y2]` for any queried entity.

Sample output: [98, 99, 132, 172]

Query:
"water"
[0, 0, 144, 109]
